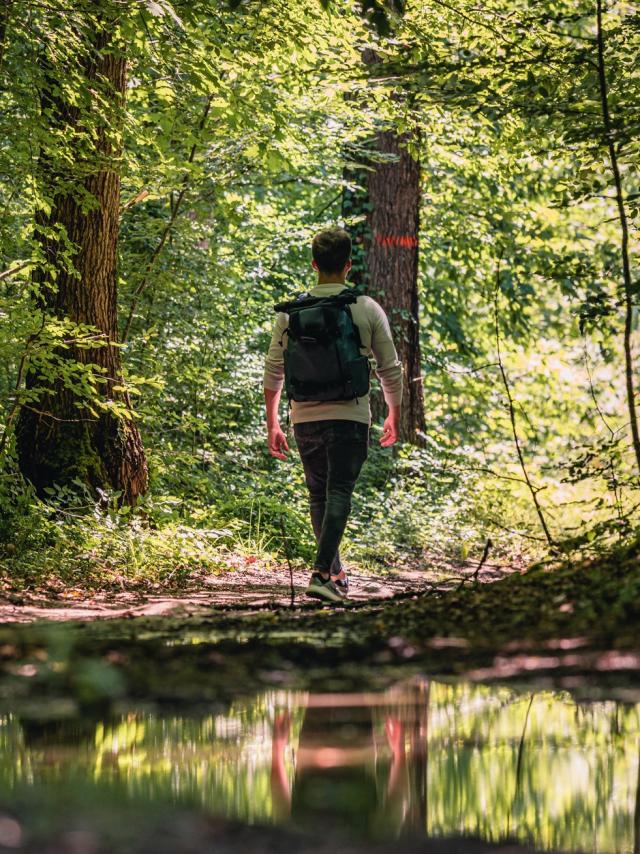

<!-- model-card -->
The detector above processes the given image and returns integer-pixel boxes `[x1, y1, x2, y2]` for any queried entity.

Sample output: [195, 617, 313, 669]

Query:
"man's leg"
[310, 505, 343, 576]
[294, 423, 342, 576]
[313, 421, 369, 575]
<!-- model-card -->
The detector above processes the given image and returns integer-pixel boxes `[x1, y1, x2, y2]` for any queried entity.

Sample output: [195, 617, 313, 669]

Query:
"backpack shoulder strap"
[339, 288, 364, 349]
[336, 285, 363, 304]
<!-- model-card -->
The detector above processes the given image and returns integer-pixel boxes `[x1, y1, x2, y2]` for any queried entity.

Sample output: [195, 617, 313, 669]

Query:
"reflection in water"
[1, 680, 639, 852]
[271, 681, 429, 839]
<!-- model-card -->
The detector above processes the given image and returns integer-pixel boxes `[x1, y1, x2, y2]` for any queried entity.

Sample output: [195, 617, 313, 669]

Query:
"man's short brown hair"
[312, 228, 352, 275]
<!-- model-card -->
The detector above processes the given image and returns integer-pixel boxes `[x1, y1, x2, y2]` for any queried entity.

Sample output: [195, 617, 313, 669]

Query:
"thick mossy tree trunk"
[16, 19, 147, 504]
[343, 130, 426, 444]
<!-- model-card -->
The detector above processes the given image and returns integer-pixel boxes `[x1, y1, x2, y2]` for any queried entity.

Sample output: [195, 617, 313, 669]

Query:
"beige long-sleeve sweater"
[263, 282, 403, 426]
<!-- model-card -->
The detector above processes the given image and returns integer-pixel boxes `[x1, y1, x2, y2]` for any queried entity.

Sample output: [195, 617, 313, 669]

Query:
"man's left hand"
[380, 412, 400, 447]
[268, 425, 289, 460]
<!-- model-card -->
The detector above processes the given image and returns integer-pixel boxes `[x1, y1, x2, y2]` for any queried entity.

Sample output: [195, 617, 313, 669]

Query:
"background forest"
[0, 0, 638, 591]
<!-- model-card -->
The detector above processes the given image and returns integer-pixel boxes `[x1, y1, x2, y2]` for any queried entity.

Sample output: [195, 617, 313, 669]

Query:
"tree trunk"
[407, 680, 429, 832]
[0, 0, 12, 75]
[343, 131, 426, 443]
[15, 19, 147, 504]
[595, 0, 640, 479]
[634, 741, 640, 854]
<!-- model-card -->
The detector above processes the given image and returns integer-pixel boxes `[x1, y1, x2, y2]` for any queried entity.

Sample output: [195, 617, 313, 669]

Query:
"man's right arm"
[368, 299, 403, 446]
[264, 387, 289, 460]
[263, 312, 290, 460]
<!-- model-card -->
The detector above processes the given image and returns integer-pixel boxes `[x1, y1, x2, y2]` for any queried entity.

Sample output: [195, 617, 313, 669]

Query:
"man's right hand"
[268, 425, 289, 460]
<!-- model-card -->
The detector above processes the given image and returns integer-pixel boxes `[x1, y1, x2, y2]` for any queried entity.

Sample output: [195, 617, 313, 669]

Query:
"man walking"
[264, 228, 403, 602]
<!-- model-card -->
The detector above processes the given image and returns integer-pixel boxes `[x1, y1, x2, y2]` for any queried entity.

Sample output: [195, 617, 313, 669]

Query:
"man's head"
[311, 228, 352, 278]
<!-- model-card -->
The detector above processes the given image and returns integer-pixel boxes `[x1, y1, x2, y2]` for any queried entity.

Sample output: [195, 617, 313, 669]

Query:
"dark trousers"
[293, 419, 369, 574]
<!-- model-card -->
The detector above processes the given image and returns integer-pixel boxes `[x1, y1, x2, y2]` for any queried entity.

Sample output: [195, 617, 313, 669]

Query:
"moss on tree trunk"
[16, 14, 147, 504]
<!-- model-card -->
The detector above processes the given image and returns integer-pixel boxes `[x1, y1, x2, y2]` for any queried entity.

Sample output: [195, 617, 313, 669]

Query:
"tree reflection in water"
[1, 679, 639, 853]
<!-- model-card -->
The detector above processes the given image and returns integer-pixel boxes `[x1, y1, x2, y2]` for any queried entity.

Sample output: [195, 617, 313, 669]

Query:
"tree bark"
[15, 17, 147, 504]
[0, 0, 12, 75]
[343, 130, 426, 443]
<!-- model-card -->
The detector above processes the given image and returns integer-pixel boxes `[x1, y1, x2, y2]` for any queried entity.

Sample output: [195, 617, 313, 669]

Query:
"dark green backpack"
[274, 287, 371, 403]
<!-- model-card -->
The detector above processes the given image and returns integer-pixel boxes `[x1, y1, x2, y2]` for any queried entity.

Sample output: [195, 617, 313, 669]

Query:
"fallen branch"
[457, 537, 493, 590]
[473, 537, 493, 582]
[279, 514, 295, 609]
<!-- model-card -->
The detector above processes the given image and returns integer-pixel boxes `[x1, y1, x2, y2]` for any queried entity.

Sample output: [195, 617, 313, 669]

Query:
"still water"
[1, 680, 639, 852]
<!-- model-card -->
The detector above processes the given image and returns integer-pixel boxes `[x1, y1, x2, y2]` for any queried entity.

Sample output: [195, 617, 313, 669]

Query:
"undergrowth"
[0, 421, 542, 592]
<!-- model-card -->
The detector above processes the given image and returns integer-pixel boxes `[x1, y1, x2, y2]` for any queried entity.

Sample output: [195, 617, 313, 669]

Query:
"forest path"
[0, 558, 518, 624]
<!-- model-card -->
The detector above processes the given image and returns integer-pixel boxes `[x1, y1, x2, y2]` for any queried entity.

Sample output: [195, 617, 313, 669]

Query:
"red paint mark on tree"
[374, 233, 419, 249]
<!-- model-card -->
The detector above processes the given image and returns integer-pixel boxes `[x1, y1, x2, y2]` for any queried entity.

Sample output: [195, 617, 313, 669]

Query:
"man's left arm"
[369, 300, 403, 447]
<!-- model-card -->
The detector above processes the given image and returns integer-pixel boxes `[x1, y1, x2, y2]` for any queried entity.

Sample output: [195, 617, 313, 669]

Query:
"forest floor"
[1, 811, 569, 854]
[0, 552, 520, 623]
[0, 540, 638, 702]
[1, 543, 638, 854]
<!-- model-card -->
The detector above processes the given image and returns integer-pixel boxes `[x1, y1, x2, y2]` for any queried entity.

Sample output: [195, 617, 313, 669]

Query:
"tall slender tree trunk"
[15, 17, 147, 504]
[343, 130, 426, 443]
[407, 679, 429, 832]
[634, 742, 640, 854]
[595, 0, 640, 478]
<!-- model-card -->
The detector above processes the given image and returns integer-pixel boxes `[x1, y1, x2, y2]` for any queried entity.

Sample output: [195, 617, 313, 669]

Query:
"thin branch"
[310, 190, 343, 220]
[494, 251, 555, 547]
[121, 95, 214, 343]
[428, 457, 538, 488]
[595, 0, 640, 478]
[413, 359, 500, 379]
[0, 313, 46, 456]
[508, 691, 535, 837]
[19, 404, 98, 424]
[472, 537, 493, 582]
[486, 515, 548, 542]
[457, 537, 493, 590]
[420, 0, 538, 57]
[515, 694, 534, 797]
[0, 260, 32, 282]
[583, 341, 625, 525]
[120, 188, 149, 213]
[634, 740, 640, 854]
[279, 514, 295, 609]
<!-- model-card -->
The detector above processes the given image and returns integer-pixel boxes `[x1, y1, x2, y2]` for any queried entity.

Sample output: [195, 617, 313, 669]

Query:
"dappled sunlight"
[1, 0, 640, 850]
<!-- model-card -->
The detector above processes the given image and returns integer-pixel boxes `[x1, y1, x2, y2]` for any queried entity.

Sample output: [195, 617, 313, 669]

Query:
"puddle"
[1, 678, 639, 852]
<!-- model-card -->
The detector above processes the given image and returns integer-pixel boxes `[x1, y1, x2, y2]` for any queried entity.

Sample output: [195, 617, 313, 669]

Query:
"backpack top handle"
[273, 286, 361, 315]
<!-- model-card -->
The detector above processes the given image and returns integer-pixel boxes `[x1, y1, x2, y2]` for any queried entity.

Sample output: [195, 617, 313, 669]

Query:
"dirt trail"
[0, 561, 515, 624]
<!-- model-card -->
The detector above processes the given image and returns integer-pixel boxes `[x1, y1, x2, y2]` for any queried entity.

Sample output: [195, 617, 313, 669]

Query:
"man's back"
[264, 282, 403, 426]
